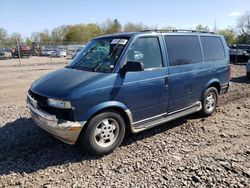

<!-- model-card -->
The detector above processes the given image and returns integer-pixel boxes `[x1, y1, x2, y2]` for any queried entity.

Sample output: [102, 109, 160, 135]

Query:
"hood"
[31, 68, 105, 99]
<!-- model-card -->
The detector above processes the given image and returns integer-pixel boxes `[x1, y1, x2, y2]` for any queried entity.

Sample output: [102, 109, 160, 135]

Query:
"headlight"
[47, 98, 72, 109]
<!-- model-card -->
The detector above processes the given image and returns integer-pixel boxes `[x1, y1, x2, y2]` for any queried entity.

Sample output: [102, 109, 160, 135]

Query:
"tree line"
[0, 11, 249, 48]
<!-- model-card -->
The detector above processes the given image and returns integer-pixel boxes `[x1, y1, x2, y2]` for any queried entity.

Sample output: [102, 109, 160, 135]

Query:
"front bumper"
[27, 94, 86, 144]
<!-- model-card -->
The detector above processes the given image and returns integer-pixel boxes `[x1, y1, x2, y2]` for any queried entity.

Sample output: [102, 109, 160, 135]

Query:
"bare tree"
[196, 24, 209, 32]
[123, 22, 146, 32]
[235, 11, 250, 43]
[51, 25, 68, 43]
[31, 32, 40, 42]
[0, 27, 8, 47]
[236, 11, 250, 34]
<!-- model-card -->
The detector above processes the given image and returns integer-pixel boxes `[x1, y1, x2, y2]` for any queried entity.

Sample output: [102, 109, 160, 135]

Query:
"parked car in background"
[27, 30, 230, 155]
[51, 46, 67, 57]
[237, 44, 250, 53]
[12, 45, 31, 58]
[246, 59, 250, 79]
[41, 49, 54, 56]
[72, 45, 85, 59]
[229, 44, 250, 63]
[51, 49, 67, 57]
[0, 48, 12, 59]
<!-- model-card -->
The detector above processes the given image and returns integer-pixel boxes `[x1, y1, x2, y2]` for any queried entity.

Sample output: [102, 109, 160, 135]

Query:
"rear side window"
[201, 36, 225, 61]
[164, 35, 202, 66]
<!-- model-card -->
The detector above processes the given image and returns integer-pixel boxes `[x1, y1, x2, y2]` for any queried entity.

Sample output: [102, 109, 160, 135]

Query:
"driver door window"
[127, 37, 163, 69]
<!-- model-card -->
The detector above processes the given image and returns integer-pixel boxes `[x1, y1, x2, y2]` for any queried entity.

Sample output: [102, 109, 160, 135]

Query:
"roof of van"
[94, 30, 217, 39]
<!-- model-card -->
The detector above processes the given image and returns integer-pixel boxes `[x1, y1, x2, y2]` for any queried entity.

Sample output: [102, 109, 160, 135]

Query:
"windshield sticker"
[119, 39, 128, 45]
[111, 39, 128, 45]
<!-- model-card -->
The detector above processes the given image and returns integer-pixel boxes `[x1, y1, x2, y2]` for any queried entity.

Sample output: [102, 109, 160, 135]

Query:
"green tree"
[217, 29, 236, 45]
[236, 33, 249, 44]
[64, 25, 84, 43]
[64, 23, 103, 43]
[25, 37, 33, 46]
[81, 24, 103, 42]
[196, 24, 209, 31]
[39, 29, 50, 43]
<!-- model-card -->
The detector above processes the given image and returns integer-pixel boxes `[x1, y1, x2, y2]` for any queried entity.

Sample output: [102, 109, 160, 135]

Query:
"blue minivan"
[27, 30, 230, 155]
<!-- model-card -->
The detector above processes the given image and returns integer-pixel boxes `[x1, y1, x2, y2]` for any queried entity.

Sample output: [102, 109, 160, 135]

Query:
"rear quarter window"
[164, 35, 202, 66]
[201, 36, 225, 61]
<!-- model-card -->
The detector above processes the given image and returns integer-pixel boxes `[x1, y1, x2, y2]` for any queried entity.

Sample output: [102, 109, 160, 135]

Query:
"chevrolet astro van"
[27, 30, 230, 155]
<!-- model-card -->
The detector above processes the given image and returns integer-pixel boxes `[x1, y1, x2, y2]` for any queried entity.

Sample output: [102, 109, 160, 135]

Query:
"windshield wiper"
[73, 66, 93, 71]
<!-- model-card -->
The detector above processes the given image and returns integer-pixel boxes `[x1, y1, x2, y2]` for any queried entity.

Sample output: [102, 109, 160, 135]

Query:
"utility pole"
[17, 37, 21, 66]
[50, 41, 52, 64]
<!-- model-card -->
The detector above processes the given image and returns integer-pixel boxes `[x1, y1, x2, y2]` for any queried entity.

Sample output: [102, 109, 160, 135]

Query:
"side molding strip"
[125, 102, 202, 133]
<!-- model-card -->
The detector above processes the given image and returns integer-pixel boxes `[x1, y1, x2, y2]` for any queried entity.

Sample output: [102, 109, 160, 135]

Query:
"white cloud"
[229, 12, 243, 17]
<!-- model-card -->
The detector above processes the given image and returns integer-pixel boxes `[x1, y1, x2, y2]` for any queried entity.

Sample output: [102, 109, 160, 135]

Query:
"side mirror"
[121, 61, 144, 73]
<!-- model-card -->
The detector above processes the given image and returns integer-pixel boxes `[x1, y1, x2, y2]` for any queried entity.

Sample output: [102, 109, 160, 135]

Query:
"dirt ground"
[0, 57, 249, 187]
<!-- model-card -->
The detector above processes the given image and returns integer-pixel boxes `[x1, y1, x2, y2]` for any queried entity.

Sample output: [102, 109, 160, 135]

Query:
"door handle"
[164, 76, 169, 86]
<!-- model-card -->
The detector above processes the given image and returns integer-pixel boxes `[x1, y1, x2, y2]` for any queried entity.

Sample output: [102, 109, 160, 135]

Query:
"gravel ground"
[0, 58, 249, 187]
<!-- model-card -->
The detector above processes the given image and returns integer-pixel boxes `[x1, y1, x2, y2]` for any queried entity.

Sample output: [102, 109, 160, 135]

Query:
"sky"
[0, 0, 249, 37]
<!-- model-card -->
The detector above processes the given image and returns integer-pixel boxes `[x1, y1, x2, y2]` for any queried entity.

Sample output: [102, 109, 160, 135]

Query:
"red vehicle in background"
[12, 45, 31, 58]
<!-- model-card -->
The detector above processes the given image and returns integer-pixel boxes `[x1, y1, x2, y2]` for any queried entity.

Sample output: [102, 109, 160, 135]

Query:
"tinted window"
[127, 37, 162, 69]
[165, 35, 202, 66]
[201, 36, 225, 61]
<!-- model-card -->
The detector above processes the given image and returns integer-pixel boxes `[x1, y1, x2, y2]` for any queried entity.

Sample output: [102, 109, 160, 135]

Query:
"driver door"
[123, 37, 169, 123]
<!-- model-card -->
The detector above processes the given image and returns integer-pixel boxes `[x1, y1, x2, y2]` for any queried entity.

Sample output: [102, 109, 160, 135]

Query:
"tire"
[200, 87, 218, 116]
[80, 111, 126, 155]
[247, 72, 250, 79]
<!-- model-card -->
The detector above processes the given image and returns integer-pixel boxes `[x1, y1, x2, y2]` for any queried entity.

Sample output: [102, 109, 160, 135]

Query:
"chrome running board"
[129, 102, 202, 133]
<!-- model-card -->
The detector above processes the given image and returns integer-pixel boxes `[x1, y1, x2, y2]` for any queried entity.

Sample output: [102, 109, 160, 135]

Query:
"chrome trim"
[220, 83, 229, 94]
[28, 103, 57, 122]
[125, 109, 133, 131]
[129, 102, 202, 133]
[28, 101, 86, 144]
[27, 93, 37, 108]
[133, 112, 167, 125]
[167, 102, 201, 116]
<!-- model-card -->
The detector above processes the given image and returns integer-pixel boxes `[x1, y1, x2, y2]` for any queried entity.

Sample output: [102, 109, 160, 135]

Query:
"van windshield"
[69, 37, 129, 73]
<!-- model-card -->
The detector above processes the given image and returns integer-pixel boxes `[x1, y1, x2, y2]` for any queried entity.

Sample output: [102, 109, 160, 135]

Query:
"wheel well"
[207, 82, 220, 94]
[84, 107, 131, 131]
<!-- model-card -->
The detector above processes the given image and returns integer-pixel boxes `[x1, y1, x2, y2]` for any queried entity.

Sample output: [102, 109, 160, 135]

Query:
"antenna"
[214, 18, 217, 33]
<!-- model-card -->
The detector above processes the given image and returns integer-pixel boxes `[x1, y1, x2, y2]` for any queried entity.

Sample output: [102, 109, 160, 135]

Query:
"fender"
[201, 79, 221, 100]
[205, 78, 221, 90]
[80, 101, 130, 122]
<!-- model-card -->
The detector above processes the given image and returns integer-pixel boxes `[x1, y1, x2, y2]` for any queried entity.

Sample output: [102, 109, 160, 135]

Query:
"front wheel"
[200, 87, 218, 116]
[80, 111, 125, 155]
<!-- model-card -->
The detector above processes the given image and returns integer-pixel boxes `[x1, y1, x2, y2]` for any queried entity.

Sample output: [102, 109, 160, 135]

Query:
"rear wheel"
[200, 87, 218, 116]
[247, 72, 250, 79]
[80, 111, 125, 155]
